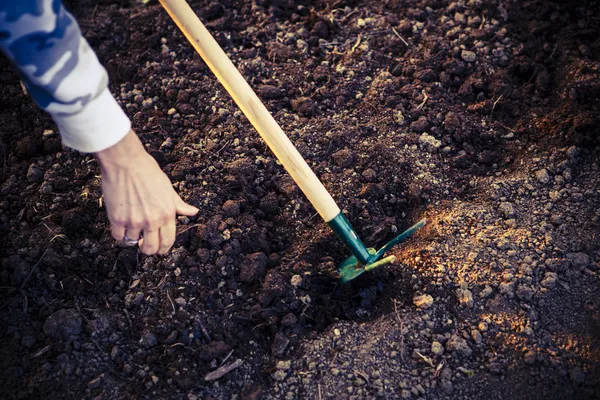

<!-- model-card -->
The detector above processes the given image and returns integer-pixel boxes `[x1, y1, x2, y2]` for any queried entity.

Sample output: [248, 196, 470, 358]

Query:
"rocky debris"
[535, 168, 551, 184]
[461, 50, 477, 62]
[541, 272, 558, 288]
[222, 200, 240, 217]
[567, 252, 589, 268]
[239, 252, 268, 283]
[331, 148, 355, 168]
[291, 97, 315, 117]
[446, 335, 473, 357]
[413, 294, 433, 309]
[26, 164, 44, 183]
[43, 309, 82, 341]
[419, 132, 441, 150]
[139, 331, 158, 349]
[272, 332, 290, 357]
[456, 288, 474, 308]
[410, 116, 429, 133]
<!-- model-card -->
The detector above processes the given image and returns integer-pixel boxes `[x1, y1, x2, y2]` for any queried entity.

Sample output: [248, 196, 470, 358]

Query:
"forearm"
[0, 0, 130, 152]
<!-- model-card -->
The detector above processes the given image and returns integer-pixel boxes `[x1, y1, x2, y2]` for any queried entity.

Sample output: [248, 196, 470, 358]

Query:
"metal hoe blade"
[338, 219, 426, 283]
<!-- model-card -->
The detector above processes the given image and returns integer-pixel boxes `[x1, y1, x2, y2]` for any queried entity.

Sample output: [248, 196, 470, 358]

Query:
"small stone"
[142, 98, 154, 109]
[541, 272, 558, 288]
[446, 335, 472, 357]
[332, 148, 355, 168]
[566, 252, 589, 268]
[516, 284, 534, 301]
[174, 297, 187, 307]
[499, 282, 515, 297]
[222, 200, 240, 217]
[167, 108, 177, 115]
[27, 164, 44, 183]
[239, 252, 268, 283]
[499, 202, 516, 218]
[290, 274, 302, 287]
[139, 331, 158, 348]
[43, 309, 82, 341]
[471, 329, 483, 344]
[480, 285, 493, 298]
[43, 129, 55, 137]
[272, 332, 290, 356]
[401, 389, 412, 399]
[272, 370, 287, 382]
[414, 69, 436, 82]
[419, 132, 441, 150]
[524, 350, 536, 364]
[281, 313, 298, 327]
[362, 168, 377, 182]
[431, 341, 444, 356]
[456, 288, 474, 308]
[276, 360, 292, 371]
[461, 50, 476, 62]
[535, 169, 550, 184]
[410, 116, 429, 133]
[413, 294, 434, 309]
[291, 97, 315, 117]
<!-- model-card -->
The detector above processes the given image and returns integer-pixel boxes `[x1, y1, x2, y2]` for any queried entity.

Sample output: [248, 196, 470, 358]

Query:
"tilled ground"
[1, 0, 599, 399]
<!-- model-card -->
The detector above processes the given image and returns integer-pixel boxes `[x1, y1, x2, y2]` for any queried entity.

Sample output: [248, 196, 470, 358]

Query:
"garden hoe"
[159, 0, 426, 282]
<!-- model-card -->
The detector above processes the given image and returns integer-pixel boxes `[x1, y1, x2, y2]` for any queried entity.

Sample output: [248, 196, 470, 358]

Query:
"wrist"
[95, 130, 149, 172]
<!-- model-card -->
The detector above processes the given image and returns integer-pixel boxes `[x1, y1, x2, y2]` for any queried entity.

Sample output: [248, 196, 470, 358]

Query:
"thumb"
[174, 195, 199, 216]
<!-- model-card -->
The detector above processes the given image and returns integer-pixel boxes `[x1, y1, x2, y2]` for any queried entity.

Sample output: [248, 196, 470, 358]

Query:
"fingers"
[125, 227, 142, 241]
[110, 222, 126, 241]
[158, 219, 176, 255]
[139, 229, 160, 255]
[174, 195, 199, 216]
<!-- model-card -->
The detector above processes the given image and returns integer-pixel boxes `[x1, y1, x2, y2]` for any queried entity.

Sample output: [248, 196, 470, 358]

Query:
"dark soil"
[1, 0, 599, 399]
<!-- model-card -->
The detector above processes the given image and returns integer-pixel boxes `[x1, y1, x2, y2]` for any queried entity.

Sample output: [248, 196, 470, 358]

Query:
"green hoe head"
[337, 218, 426, 283]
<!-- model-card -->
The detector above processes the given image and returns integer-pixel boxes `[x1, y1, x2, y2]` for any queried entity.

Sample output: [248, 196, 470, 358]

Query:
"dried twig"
[204, 359, 243, 381]
[417, 90, 429, 109]
[391, 27, 409, 47]
[351, 34, 362, 53]
[491, 94, 503, 113]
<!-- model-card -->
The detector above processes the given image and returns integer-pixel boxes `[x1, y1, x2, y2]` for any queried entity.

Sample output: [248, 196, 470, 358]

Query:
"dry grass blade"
[204, 359, 243, 381]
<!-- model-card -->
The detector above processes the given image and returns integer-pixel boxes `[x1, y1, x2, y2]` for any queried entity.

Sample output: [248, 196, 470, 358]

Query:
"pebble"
[566, 252, 589, 268]
[419, 132, 441, 150]
[413, 294, 434, 309]
[541, 272, 558, 288]
[410, 116, 429, 133]
[431, 341, 444, 356]
[332, 148, 355, 168]
[26, 164, 44, 183]
[43, 309, 82, 341]
[445, 335, 472, 357]
[239, 252, 268, 283]
[461, 50, 477, 62]
[290, 274, 303, 287]
[456, 288, 474, 308]
[535, 168, 551, 184]
[524, 350, 536, 364]
[139, 331, 158, 348]
[272, 332, 290, 356]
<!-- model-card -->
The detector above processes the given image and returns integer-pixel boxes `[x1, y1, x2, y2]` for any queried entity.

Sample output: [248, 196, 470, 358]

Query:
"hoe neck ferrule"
[327, 212, 372, 265]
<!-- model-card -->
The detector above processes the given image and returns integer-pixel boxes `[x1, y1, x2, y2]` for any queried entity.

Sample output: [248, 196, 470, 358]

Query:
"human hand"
[95, 130, 198, 255]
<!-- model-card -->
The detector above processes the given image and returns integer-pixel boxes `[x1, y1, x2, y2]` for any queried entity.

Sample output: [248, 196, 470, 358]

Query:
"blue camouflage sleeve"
[0, 0, 131, 153]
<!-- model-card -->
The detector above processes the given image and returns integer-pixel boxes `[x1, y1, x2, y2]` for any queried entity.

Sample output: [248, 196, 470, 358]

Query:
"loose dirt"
[1, 0, 599, 399]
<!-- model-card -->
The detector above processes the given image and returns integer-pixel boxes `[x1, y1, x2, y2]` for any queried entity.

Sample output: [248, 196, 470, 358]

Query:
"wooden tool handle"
[159, 0, 340, 222]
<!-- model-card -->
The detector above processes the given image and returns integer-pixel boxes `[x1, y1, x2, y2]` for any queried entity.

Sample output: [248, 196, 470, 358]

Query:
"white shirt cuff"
[52, 88, 131, 153]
